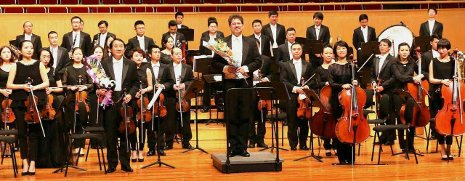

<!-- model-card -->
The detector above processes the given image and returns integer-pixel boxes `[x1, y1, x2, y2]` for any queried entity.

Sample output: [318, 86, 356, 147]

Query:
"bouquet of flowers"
[207, 39, 247, 79]
[85, 55, 115, 108]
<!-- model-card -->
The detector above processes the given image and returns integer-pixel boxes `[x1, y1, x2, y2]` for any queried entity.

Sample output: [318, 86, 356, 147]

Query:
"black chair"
[64, 132, 106, 176]
[371, 124, 418, 164]
[0, 129, 18, 164]
[0, 135, 18, 177]
[83, 126, 105, 162]
[264, 112, 287, 150]
[425, 118, 439, 153]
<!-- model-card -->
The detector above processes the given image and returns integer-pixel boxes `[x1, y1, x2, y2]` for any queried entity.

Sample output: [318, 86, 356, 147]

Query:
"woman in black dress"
[7, 40, 49, 175]
[391, 42, 425, 152]
[62, 47, 93, 155]
[160, 36, 175, 64]
[0, 46, 16, 128]
[328, 41, 358, 164]
[315, 45, 335, 156]
[428, 39, 456, 160]
[128, 48, 153, 162]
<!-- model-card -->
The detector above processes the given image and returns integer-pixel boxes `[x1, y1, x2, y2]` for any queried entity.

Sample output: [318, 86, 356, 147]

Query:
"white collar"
[379, 53, 389, 60]
[254, 33, 261, 39]
[112, 57, 123, 64]
[293, 58, 302, 64]
[152, 61, 160, 67]
[315, 25, 321, 29]
[137, 35, 144, 39]
[232, 34, 242, 41]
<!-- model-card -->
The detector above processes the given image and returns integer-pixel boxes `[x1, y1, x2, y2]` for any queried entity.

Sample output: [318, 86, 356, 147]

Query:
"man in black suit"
[125, 20, 156, 58]
[280, 43, 314, 150]
[249, 19, 273, 58]
[421, 34, 440, 79]
[146, 44, 174, 156]
[15, 21, 42, 59]
[45, 31, 70, 75]
[92, 20, 116, 50]
[276, 28, 297, 63]
[165, 47, 194, 150]
[161, 20, 187, 50]
[61, 16, 93, 57]
[306, 12, 331, 68]
[212, 14, 261, 157]
[199, 17, 225, 56]
[262, 10, 286, 55]
[419, 8, 444, 39]
[175, 12, 189, 30]
[98, 38, 140, 173]
[371, 39, 396, 146]
[352, 14, 377, 66]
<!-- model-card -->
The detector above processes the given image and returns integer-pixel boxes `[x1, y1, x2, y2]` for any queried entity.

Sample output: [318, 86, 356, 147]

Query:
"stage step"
[211, 152, 283, 173]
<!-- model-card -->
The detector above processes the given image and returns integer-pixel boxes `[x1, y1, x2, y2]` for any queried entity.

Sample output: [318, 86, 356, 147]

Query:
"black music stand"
[414, 36, 431, 53]
[255, 82, 288, 152]
[178, 29, 194, 42]
[203, 74, 224, 125]
[182, 79, 208, 154]
[294, 89, 323, 162]
[357, 41, 380, 87]
[307, 40, 323, 56]
[141, 89, 175, 169]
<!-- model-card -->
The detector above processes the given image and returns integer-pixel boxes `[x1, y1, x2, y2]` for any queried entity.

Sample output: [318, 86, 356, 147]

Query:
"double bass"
[399, 50, 430, 127]
[335, 58, 370, 144]
[434, 56, 465, 136]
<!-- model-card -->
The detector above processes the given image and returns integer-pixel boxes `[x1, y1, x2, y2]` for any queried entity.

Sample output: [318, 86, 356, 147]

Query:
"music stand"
[414, 36, 431, 53]
[178, 29, 194, 42]
[294, 89, 324, 162]
[182, 79, 208, 154]
[203, 74, 224, 125]
[255, 82, 287, 152]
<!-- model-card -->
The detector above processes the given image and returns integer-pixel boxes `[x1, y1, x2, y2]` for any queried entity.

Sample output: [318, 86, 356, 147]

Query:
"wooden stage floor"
[1, 113, 465, 180]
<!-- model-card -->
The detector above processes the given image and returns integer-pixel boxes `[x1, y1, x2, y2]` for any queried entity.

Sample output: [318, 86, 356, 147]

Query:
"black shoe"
[107, 167, 116, 173]
[248, 141, 255, 148]
[256, 142, 268, 148]
[157, 149, 166, 156]
[290, 147, 297, 151]
[441, 157, 449, 161]
[300, 145, 309, 150]
[325, 151, 332, 156]
[131, 158, 137, 162]
[121, 166, 133, 172]
[138, 158, 144, 162]
[21, 171, 28, 176]
[239, 150, 250, 157]
[165, 145, 173, 150]
[449, 156, 454, 160]
[228, 151, 237, 157]
[384, 141, 394, 146]
[374, 141, 385, 145]
[201, 106, 210, 113]
[146, 150, 156, 156]
[28, 171, 35, 175]
[182, 143, 193, 149]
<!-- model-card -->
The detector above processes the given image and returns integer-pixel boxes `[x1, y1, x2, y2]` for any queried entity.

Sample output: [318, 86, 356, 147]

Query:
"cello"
[399, 50, 430, 127]
[310, 85, 337, 139]
[434, 55, 465, 136]
[335, 58, 370, 144]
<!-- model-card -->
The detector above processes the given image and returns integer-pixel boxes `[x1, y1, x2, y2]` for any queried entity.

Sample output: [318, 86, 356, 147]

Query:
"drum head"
[378, 25, 414, 57]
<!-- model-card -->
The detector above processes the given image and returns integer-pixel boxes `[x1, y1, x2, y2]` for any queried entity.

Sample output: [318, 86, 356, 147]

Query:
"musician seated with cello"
[428, 39, 462, 160]
[62, 47, 94, 156]
[7, 40, 50, 175]
[280, 42, 314, 151]
[391, 42, 427, 152]
[128, 48, 153, 162]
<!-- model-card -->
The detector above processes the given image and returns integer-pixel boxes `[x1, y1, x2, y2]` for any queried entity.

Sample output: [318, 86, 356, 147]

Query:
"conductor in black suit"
[198, 17, 225, 56]
[15, 21, 42, 59]
[161, 20, 187, 50]
[212, 14, 261, 157]
[92, 20, 116, 50]
[248, 19, 273, 58]
[125, 20, 156, 58]
[419, 8, 444, 39]
[98, 38, 140, 173]
[306, 12, 331, 68]
[276, 28, 298, 63]
[262, 10, 286, 49]
[61, 16, 93, 57]
[352, 14, 377, 67]
[45, 31, 70, 74]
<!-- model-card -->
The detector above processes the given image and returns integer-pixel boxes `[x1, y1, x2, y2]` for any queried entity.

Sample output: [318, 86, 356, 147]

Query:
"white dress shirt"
[377, 53, 389, 75]
[112, 57, 124, 91]
[173, 62, 182, 85]
[254, 33, 262, 55]
[232, 35, 243, 67]
[292, 58, 303, 94]
[137, 35, 145, 51]
[99, 32, 107, 47]
[361, 26, 368, 43]
[287, 41, 294, 61]
[151, 61, 160, 81]
[25, 34, 32, 41]
[270, 24, 278, 48]
[315, 25, 321, 40]
[171, 33, 177, 46]
[72, 31, 81, 48]
[432, 50, 439, 59]
[428, 19, 435, 36]
[50, 46, 58, 69]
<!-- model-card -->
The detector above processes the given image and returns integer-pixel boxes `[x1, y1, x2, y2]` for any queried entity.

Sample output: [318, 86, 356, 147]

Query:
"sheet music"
[147, 88, 163, 109]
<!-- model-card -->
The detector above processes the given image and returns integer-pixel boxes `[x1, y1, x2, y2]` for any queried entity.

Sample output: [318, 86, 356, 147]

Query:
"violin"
[1, 97, 15, 124]
[118, 93, 136, 135]
[75, 75, 90, 113]
[310, 85, 337, 138]
[435, 56, 465, 136]
[335, 58, 370, 144]
[399, 50, 430, 127]
[175, 77, 190, 112]
[24, 78, 41, 124]
[40, 94, 56, 120]
[152, 79, 167, 118]
[256, 70, 272, 111]
[181, 40, 187, 64]
[296, 77, 312, 120]
[137, 86, 153, 123]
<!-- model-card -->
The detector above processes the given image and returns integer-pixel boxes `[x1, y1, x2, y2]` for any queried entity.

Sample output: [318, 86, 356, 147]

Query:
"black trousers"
[102, 91, 130, 168]
[165, 97, 191, 146]
[249, 100, 267, 144]
[286, 94, 309, 148]
[13, 106, 40, 161]
[378, 92, 399, 143]
[398, 97, 415, 150]
[63, 96, 88, 148]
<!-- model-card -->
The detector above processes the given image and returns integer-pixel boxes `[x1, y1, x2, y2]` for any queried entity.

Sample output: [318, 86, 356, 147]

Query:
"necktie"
[73, 34, 77, 47]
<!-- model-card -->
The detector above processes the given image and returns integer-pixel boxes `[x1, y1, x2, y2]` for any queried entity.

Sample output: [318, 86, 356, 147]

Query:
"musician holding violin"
[128, 48, 153, 162]
[428, 39, 460, 160]
[147, 44, 174, 156]
[7, 40, 50, 175]
[166, 47, 194, 150]
[391, 42, 427, 152]
[280, 42, 314, 151]
[0, 46, 16, 128]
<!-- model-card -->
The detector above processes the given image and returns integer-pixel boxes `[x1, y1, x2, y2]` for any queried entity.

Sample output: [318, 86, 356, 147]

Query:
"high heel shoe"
[21, 160, 29, 176]
[28, 161, 36, 175]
